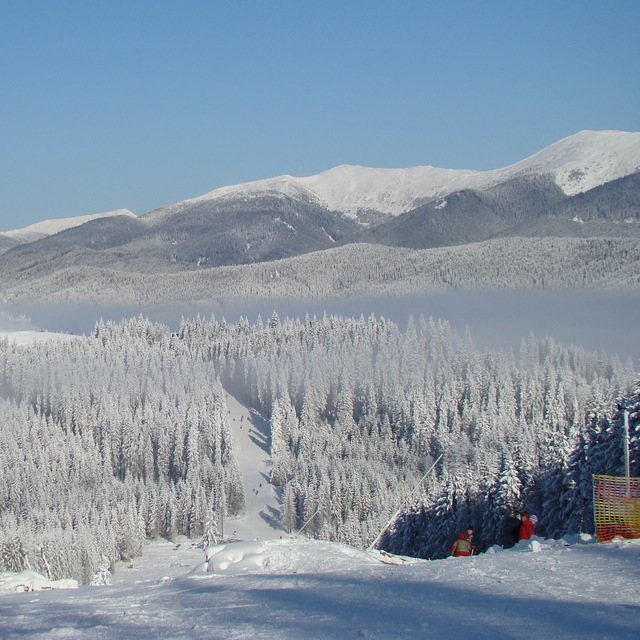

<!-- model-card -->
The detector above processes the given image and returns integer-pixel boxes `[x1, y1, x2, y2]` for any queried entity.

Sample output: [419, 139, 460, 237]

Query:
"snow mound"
[191, 539, 414, 575]
[519, 538, 543, 553]
[0, 570, 78, 593]
[188, 535, 613, 578]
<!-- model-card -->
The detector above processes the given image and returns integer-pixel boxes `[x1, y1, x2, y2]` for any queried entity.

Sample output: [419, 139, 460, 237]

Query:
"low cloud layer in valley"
[3, 288, 639, 366]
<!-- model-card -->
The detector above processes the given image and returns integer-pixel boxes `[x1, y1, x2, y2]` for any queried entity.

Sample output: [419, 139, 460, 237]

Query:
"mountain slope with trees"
[1, 314, 637, 582]
[0, 236, 638, 305]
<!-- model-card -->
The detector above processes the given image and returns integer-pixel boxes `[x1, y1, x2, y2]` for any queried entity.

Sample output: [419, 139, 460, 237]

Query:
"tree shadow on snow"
[247, 408, 271, 454]
[259, 505, 284, 531]
[3, 572, 638, 640]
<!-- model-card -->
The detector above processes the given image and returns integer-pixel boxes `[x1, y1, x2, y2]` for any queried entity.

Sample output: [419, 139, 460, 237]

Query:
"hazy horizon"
[2, 289, 638, 367]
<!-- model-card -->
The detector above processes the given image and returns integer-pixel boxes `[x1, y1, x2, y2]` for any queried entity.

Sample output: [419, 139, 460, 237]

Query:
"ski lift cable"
[367, 453, 443, 551]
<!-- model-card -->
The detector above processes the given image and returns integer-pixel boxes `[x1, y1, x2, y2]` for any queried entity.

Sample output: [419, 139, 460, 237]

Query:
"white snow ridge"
[164, 129, 640, 220]
[504, 129, 640, 196]
[1, 209, 136, 239]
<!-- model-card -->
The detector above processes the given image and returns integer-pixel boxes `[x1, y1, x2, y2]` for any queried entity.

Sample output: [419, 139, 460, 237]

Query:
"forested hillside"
[0, 319, 244, 583]
[1, 314, 637, 582]
[1, 237, 638, 305]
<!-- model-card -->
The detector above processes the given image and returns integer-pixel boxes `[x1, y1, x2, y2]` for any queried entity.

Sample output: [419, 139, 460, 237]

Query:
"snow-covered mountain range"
[2, 129, 638, 238]
[0, 129, 639, 304]
[150, 129, 640, 222]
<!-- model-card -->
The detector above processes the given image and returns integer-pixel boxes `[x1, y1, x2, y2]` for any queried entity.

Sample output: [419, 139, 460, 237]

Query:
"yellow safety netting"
[593, 474, 640, 543]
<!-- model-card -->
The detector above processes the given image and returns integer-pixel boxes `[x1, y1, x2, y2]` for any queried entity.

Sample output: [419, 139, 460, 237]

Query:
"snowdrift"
[0, 570, 78, 593]
[192, 534, 596, 577]
[191, 538, 420, 575]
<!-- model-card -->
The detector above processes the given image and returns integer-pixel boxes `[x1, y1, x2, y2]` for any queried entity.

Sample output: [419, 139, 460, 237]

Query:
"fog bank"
[2, 289, 638, 366]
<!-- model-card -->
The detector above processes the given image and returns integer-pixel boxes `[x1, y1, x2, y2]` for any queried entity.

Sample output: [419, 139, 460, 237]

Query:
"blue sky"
[1, 0, 638, 229]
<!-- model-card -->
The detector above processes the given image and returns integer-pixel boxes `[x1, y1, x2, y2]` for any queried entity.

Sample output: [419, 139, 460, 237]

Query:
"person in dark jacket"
[504, 513, 521, 548]
[519, 512, 536, 540]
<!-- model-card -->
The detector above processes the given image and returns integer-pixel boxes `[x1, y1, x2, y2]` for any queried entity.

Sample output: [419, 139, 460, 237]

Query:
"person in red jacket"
[519, 512, 536, 540]
[451, 527, 475, 556]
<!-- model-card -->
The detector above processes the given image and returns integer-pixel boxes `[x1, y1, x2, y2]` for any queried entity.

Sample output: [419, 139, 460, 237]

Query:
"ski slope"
[1, 535, 639, 639]
[223, 391, 289, 542]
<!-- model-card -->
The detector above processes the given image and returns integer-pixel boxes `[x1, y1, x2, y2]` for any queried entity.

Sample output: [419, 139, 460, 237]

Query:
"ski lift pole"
[623, 409, 630, 498]
[298, 506, 321, 535]
[367, 453, 443, 551]
[623, 409, 630, 478]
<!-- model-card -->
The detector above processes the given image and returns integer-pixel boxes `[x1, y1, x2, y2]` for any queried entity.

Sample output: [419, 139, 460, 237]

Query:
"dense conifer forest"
[0, 314, 638, 582]
[1, 237, 639, 305]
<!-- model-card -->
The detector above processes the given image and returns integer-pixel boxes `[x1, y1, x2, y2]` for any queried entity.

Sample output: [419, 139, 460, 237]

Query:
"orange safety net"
[593, 474, 640, 543]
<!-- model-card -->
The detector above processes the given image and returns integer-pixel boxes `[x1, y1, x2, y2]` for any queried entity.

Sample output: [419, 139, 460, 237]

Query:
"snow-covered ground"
[223, 392, 289, 542]
[0, 330, 79, 345]
[1, 331, 639, 638]
[1, 536, 639, 639]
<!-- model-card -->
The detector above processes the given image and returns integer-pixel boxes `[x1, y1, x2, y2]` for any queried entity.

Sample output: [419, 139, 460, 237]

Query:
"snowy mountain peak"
[154, 130, 640, 221]
[299, 164, 488, 217]
[1, 209, 136, 239]
[203, 174, 314, 201]
[504, 130, 640, 196]
[171, 163, 488, 220]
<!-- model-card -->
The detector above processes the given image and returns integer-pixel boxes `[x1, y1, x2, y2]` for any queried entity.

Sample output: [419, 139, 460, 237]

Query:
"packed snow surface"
[158, 130, 640, 219]
[222, 392, 289, 542]
[1, 536, 639, 639]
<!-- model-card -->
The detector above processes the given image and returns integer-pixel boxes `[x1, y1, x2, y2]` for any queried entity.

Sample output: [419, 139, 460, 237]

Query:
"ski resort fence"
[593, 474, 640, 543]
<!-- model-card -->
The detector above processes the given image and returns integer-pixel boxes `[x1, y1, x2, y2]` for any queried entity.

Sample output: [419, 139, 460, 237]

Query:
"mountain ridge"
[144, 129, 640, 224]
[1, 130, 639, 304]
[0, 209, 135, 242]
[2, 130, 638, 236]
